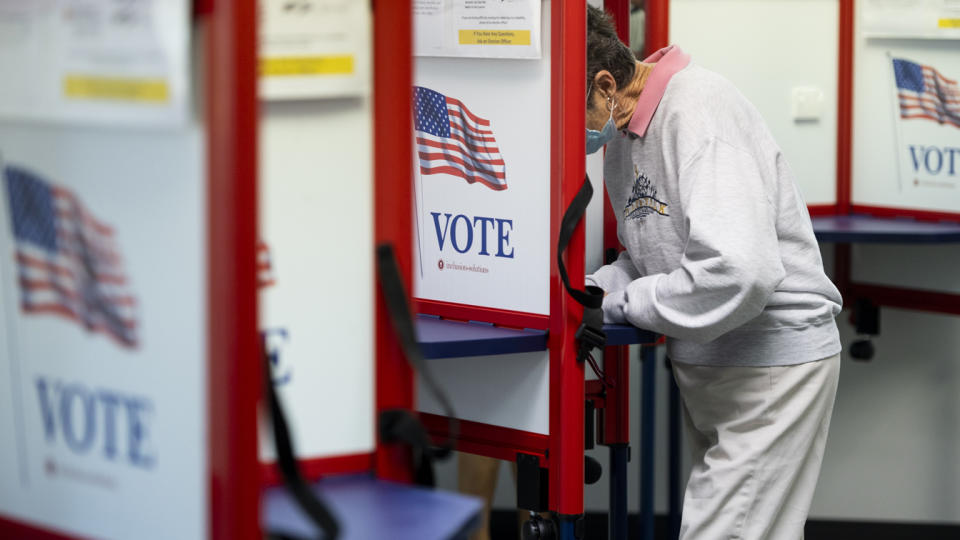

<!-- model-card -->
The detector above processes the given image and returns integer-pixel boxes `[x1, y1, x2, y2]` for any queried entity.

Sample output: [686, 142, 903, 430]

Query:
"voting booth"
[409, 0, 590, 528]
[408, 3, 658, 539]
[0, 2, 261, 538]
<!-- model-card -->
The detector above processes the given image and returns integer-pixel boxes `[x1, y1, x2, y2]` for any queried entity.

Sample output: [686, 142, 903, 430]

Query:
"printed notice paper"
[863, 0, 960, 39]
[0, 0, 190, 128]
[414, 0, 541, 59]
[259, 0, 371, 99]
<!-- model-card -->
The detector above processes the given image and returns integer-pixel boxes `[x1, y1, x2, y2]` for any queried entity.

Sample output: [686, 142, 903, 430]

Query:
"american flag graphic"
[4, 166, 138, 348]
[257, 240, 275, 288]
[413, 86, 507, 190]
[893, 58, 960, 130]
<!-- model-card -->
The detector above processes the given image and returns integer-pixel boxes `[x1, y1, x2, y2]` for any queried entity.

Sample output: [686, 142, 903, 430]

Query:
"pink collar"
[626, 45, 691, 137]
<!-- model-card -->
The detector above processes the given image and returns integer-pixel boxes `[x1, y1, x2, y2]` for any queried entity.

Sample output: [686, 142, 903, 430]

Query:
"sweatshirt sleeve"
[585, 250, 641, 293]
[604, 138, 786, 343]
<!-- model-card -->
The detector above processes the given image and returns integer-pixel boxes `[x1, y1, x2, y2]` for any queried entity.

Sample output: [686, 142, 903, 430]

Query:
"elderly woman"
[585, 6, 842, 540]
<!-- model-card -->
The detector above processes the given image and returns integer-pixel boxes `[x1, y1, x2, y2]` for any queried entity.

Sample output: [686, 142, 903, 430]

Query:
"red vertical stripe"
[374, 0, 416, 483]
[549, 0, 586, 516]
[645, 0, 670, 57]
[836, 0, 853, 213]
[205, 0, 261, 538]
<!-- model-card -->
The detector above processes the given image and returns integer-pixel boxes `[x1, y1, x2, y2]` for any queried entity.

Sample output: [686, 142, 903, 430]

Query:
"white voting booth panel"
[670, 0, 840, 207]
[258, 5, 376, 464]
[0, 16, 207, 540]
[413, 2, 552, 317]
[417, 351, 551, 435]
[852, 0, 960, 214]
[413, 0, 553, 432]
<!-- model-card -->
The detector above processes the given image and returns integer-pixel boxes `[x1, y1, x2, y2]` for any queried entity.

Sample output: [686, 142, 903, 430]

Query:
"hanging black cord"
[556, 175, 607, 361]
[586, 353, 614, 389]
[376, 244, 459, 462]
[264, 350, 340, 539]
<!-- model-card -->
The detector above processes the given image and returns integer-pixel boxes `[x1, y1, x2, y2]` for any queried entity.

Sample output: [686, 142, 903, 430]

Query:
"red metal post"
[848, 284, 960, 317]
[603, 0, 629, 253]
[415, 298, 550, 330]
[836, 0, 854, 213]
[549, 0, 587, 516]
[373, 0, 416, 483]
[420, 413, 551, 466]
[205, 0, 262, 538]
[599, 0, 636, 451]
[645, 0, 670, 56]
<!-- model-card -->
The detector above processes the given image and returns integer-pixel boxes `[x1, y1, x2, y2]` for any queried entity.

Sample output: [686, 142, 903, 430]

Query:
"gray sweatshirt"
[586, 46, 842, 367]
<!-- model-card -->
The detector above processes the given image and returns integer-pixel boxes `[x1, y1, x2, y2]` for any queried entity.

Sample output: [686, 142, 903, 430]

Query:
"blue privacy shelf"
[416, 314, 657, 358]
[262, 474, 483, 540]
[812, 215, 960, 243]
[416, 314, 548, 358]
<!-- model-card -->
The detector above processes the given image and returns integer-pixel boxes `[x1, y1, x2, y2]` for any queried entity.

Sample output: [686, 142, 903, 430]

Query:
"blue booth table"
[415, 314, 662, 540]
[812, 214, 960, 243]
[262, 475, 484, 540]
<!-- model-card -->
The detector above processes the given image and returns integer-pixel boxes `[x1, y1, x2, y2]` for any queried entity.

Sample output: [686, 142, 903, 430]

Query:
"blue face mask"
[586, 112, 617, 155]
[586, 94, 617, 155]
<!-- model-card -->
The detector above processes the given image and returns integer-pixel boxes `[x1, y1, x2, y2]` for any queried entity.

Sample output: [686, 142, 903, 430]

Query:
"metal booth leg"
[639, 345, 657, 540]
[667, 357, 683, 540]
[609, 444, 629, 540]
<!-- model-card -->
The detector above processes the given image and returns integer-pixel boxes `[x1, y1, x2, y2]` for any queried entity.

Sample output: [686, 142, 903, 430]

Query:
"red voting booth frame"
[0, 0, 418, 539]
[829, 0, 960, 319]
[411, 0, 596, 518]
[0, 1, 264, 538]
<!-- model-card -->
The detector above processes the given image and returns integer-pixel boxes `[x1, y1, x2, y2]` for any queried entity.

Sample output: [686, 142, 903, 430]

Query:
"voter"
[584, 6, 843, 539]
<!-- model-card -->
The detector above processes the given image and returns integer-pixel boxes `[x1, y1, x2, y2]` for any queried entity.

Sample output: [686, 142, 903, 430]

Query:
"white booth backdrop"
[0, 117, 207, 540]
[257, 4, 376, 463]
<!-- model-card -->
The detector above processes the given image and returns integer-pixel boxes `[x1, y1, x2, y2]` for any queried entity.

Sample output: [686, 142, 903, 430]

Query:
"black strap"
[264, 351, 340, 539]
[375, 244, 458, 484]
[557, 175, 607, 360]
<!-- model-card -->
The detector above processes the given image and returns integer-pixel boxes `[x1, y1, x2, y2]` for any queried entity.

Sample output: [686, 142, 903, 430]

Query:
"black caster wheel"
[850, 339, 875, 361]
[521, 513, 557, 540]
[585, 455, 602, 485]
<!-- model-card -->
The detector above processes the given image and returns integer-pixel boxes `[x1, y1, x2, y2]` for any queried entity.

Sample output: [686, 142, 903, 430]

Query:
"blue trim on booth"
[416, 314, 548, 358]
[812, 215, 960, 243]
[262, 474, 482, 540]
[416, 315, 657, 358]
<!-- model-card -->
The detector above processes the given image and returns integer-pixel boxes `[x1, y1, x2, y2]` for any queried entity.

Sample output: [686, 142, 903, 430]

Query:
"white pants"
[672, 354, 841, 540]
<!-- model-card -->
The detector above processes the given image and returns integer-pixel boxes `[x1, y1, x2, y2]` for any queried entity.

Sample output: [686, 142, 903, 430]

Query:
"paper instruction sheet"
[0, 0, 190, 128]
[259, 0, 371, 99]
[414, 0, 541, 59]
[863, 0, 960, 39]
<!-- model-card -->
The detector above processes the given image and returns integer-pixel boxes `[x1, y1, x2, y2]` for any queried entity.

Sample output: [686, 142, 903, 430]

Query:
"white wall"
[670, 0, 840, 206]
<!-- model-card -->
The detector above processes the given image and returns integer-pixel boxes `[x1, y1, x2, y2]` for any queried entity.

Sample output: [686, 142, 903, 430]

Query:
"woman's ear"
[593, 70, 619, 102]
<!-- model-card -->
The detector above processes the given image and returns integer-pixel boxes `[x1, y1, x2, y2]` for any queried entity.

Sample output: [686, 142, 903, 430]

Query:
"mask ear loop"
[606, 95, 617, 123]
